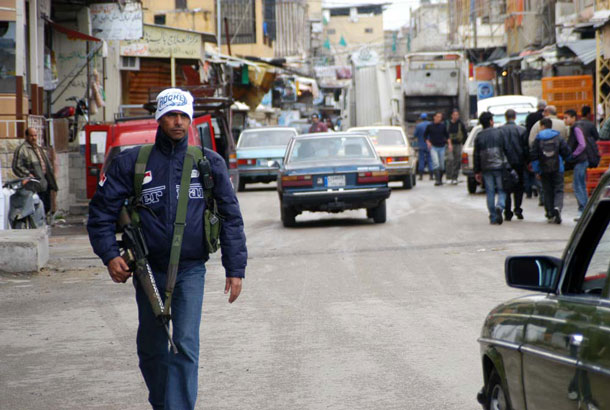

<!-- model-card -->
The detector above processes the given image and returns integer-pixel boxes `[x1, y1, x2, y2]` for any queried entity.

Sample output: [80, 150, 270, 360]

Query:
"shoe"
[504, 210, 513, 221]
[489, 220, 499, 225]
[495, 207, 503, 225]
[418, 174, 423, 181]
[515, 211, 523, 220]
[553, 207, 562, 224]
[526, 192, 532, 199]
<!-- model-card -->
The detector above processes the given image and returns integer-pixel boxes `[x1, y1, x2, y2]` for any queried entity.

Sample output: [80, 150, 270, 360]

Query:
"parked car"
[461, 124, 481, 194]
[477, 170, 610, 410]
[477, 95, 537, 127]
[236, 126, 298, 191]
[347, 126, 417, 189]
[277, 132, 391, 227]
[288, 119, 312, 134]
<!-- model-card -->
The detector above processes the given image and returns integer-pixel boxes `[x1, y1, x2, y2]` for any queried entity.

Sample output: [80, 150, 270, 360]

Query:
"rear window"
[354, 129, 405, 146]
[238, 129, 296, 148]
[289, 136, 376, 163]
[102, 145, 137, 173]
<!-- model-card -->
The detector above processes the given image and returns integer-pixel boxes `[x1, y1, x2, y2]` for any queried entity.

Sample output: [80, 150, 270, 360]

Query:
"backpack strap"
[163, 149, 196, 316]
[131, 144, 154, 226]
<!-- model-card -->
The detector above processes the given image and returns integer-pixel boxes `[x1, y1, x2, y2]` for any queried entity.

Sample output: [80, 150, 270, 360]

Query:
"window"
[327, 28, 336, 35]
[0, 21, 16, 93]
[221, 0, 256, 44]
[329, 8, 349, 17]
[364, 28, 373, 33]
[197, 121, 214, 150]
[89, 131, 107, 165]
[175, 0, 186, 9]
[154, 14, 166, 25]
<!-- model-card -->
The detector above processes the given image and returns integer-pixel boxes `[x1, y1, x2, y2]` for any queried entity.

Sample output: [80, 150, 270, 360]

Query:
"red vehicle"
[85, 98, 239, 198]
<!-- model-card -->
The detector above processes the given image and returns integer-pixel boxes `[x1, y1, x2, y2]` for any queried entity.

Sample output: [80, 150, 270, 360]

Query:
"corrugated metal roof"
[558, 39, 597, 65]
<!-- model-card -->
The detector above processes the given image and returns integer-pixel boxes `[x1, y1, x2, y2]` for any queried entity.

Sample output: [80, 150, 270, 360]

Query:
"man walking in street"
[474, 111, 518, 225]
[500, 109, 528, 221]
[524, 100, 546, 198]
[424, 112, 452, 186]
[445, 108, 467, 185]
[308, 113, 328, 133]
[528, 105, 568, 146]
[414, 113, 432, 180]
[564, 109, 589, 219]
[577, 105, 600, 142]
[530, 118, 572, 224]
[87, 88, 247, 410]
[12, 127, 58, 219]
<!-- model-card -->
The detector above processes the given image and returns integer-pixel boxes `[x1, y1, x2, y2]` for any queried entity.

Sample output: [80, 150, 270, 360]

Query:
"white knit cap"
[155, 88, 194, 121]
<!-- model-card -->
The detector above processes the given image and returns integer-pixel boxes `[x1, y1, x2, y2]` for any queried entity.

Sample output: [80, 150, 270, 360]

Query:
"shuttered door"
[123, 58, 197, 105]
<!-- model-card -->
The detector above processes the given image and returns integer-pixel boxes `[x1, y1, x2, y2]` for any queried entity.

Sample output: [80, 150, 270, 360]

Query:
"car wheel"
[237, 178, 246, 192]
[467, 176, 477, 194]
[403, 174, 413, 190]
[371, 200, 386, 223]
[281, 204, 296, 227]
[486, 370, 511, 410]
[412, 173, 417, 187]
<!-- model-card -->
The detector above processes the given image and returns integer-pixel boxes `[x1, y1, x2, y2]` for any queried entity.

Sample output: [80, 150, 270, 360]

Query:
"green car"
[477, 172, 610, 410]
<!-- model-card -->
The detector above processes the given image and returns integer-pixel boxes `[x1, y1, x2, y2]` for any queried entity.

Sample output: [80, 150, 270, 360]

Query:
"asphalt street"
[0, 178, 578, 410]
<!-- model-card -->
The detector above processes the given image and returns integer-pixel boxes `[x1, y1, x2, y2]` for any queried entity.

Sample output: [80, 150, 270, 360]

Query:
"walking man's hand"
[225, 277, 242, 303]
[107, 256, 132, 283]
[475, 172, 482, 184]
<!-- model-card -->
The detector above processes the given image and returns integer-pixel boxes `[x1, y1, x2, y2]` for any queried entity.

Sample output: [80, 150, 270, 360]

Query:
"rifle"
[118, 206, 179, 354]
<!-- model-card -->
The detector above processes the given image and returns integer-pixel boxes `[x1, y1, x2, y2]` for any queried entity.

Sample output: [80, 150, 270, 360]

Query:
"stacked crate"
[586, 141, 610, 196]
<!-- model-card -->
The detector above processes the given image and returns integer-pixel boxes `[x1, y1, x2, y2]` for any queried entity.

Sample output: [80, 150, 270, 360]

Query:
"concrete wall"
[68, 152, 87, 205]
[411, 4, 449, 52]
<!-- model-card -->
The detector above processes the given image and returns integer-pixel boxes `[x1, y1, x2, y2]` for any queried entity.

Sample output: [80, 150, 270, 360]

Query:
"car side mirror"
[505, 255, 562, 293]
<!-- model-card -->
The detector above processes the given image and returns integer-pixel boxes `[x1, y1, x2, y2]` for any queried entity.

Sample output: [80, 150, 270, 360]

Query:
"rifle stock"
[118, 207, 179, 354]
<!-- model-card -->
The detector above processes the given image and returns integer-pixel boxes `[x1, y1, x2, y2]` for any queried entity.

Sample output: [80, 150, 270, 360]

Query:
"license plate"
[326, 175, 346, 187]
[258, 159, 270, 167]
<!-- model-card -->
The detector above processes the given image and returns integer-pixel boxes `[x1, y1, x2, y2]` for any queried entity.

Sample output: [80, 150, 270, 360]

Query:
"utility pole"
[471, 0, 477, 48]
[217, 0, 221, 51]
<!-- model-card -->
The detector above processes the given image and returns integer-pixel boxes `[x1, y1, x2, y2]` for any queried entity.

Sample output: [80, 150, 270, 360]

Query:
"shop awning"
[479, 54, 522, 67]
[44, 17, 101, 42]
[557, 39, 597, 65]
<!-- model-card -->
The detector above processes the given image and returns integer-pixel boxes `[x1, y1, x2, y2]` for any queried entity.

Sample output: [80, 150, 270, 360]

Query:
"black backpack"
[584, 134, 601, 168]
[539, 137, 560, 173]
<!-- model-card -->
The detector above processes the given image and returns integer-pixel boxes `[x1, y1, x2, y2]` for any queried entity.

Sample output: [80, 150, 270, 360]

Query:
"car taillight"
[461, 152, 468, 165]
[385, 156, 409, 163]
[358, 171, 388, 184]
[229, 153, 237, 169]
[281, 175, 313, 187]
[237, 158, 256, 166]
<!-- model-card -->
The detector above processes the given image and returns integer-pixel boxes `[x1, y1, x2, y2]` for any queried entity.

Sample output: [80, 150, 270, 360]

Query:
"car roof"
[348, 126, 404, 131]
[241, 126, 298, 132]
[295, 132, 370, 139]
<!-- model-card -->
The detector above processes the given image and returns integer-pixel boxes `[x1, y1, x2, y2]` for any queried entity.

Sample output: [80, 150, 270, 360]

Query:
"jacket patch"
[174, 183, 204, 199]
[98, 173, 107, 187]
[142, 185, 165, 205]
[143, 171, 153, 185]
[191, 169, 200, 178]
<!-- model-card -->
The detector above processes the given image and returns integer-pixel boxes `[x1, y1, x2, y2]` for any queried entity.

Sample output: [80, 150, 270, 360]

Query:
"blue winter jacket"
[414, 120, 431, 149]
[531, 128, 570, 175]
[87, 127, 247, 278]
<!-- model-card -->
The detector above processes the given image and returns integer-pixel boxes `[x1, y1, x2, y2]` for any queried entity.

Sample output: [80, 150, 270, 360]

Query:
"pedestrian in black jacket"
[474, 111, 519, 225]
[500, 109, 528, 220]
[577, 105, 600, 141]
[524, 100, 546, 197]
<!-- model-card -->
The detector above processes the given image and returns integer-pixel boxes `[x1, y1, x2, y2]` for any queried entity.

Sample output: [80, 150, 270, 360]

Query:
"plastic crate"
[598, 141, 610, 156]
[542, 75, 594, 117]
[599, 155, 610, 168]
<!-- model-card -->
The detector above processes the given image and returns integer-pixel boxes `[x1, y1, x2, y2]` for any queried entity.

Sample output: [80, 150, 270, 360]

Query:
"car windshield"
[492, 113, 529, 126]
[238, 129, 295, 148]
[289, 136, 376, 163]
[354, 129, 405, 146]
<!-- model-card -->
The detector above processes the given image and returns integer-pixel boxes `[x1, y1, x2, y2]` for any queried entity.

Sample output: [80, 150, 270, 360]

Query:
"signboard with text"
[91, 2, 143, 41]
[120, 25, 202, 59]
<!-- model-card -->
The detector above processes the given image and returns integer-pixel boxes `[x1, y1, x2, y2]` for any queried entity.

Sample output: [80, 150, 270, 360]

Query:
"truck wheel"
[486, 369, 512, 410]
[281, 204, 296, 227]
[371, 200, 386, 223]
[467, 176, 477, 194]
[403, 174, 413, 189]
[238, 178, 246, 192]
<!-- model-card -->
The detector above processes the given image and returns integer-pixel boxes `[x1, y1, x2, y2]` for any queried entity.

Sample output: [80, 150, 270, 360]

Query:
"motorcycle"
[2, 178, 46, 229]
[52, 96, 89, 142]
